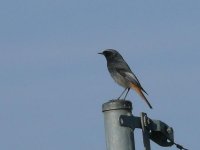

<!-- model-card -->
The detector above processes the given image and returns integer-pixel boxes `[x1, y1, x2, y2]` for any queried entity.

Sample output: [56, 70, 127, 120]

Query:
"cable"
[173, 141, 188, 150]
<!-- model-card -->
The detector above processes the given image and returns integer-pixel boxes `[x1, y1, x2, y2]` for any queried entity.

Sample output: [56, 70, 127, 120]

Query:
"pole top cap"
[102, 100, 132, 112]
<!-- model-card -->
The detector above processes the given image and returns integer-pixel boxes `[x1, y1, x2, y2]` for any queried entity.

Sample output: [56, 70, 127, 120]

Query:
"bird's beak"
[98, 52, 103, 55]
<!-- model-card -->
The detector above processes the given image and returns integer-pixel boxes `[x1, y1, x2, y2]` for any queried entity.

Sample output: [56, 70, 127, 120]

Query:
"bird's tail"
[130, 83, 153, 109]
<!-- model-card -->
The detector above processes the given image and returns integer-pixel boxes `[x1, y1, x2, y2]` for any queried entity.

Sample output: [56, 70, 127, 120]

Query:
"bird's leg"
[123, 88, 130, 100]
[117, 88, 127, 100]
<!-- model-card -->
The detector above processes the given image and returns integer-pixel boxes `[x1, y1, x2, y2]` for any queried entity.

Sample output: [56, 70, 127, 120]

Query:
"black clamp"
[119, 112, 174, 147]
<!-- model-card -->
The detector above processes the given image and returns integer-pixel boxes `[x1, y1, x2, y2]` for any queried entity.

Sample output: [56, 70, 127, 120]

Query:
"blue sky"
[0, 0, 199, 149]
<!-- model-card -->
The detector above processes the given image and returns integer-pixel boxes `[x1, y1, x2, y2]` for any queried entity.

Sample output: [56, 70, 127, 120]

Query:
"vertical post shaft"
[102, 100, 135, 150]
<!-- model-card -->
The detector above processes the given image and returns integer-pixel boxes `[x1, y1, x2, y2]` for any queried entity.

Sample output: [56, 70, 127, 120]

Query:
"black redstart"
[99, 49, 153, 109]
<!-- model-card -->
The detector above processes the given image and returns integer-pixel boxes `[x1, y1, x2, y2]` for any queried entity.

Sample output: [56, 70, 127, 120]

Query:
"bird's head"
[98, 49, 121, 60]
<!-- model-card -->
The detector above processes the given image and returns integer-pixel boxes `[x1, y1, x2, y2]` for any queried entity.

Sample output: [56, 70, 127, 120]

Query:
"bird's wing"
[116, 68, 148, 95]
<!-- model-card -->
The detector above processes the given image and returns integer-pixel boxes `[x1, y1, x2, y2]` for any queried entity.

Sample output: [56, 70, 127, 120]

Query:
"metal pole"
[102, 100, 135, 150]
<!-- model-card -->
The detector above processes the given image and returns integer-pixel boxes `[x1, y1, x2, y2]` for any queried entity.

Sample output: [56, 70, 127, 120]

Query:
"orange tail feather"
[130, 83, 153, 109]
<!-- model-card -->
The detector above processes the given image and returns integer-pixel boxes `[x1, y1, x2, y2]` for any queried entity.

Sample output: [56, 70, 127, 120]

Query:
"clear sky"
[0, 0, 199, 149]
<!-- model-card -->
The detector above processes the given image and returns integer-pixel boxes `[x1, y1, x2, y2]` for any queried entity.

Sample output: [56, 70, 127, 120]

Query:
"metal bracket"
[119, 115, 141, 130]
[119, 112, 174, 147]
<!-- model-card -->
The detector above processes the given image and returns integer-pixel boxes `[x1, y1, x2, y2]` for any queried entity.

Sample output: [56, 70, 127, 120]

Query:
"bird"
[98, 49, 153, 109]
